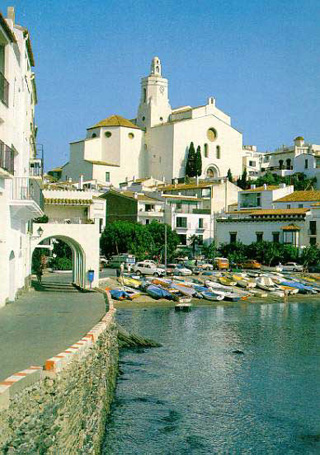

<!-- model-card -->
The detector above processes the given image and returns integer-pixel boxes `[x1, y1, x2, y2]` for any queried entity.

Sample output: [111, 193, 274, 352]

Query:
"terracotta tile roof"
[45, 198, 92, 205]
[241, 185, 281, 193]
[88, 115, 141, 130]
[84, 160, 120, 167]
[281, 224, 301, 231]
[0, 12, 16, 43]
[250, 208, 309, 215]
[274, 191, 320, 202]
[121, 191, 162, 202]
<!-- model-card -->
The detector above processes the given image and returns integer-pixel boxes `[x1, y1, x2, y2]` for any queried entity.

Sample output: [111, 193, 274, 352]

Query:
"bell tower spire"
[136, 56, 171, 129]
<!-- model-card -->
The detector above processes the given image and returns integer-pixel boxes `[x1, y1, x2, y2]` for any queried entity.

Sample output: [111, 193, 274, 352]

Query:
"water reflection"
[103, 302, 320, 454]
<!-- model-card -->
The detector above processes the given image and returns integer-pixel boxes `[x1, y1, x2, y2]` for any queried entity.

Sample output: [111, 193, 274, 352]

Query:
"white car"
[133, 262, 165, 276]
[174, 265, 192, 276]
[197, 262, 214, 271]
[280, 262, 303, 272]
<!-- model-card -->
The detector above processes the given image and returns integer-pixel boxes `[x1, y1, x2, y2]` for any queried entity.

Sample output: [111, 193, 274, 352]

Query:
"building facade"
[60, 57, 246, 187]
[0, 8, 43, 306]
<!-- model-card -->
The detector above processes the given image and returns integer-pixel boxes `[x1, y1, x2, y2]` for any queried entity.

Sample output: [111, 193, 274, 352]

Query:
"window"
[176, 217, 187, 228]
[230, 232, 237, 243]
[207, 128, 217, 142]
[287, 204, 291, 209]
[298, 204, 303, 208]
[160, 117, 163, 121]
[305, 159, 308, 169]
[286, 159, 291, 170]
[198, 218, 203, 228]
[128, 133, 134, 139]
[178, 234, 187, 245]
[272, 232, 280, 243]
[310, 237, 317, 246]
[279, 160, 284, 170]
[176, 203, 182, 210]
[143, 88, 146, 102]
[91, 133, 97, 138]
[216, 146, 221, 159]
[142, 116, 145, 121]
[249, 160, 256, 167]
[256, 232, 263, 242]
[145, 204, 155, 212]
[204, 143, 208, 158]
[105, 172, 110, 182]
[240, 193, 261, 208]
[309, 220, 317, 235]
[145, 219, 150, 225]
[105, 131, 112, 138]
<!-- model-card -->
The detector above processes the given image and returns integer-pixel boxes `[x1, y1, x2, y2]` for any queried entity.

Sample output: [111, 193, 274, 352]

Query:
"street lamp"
[37, 226, 43, 237]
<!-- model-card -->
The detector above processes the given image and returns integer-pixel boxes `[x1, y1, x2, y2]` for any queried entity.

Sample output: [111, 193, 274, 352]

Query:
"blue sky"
[3, 0, 320, 170]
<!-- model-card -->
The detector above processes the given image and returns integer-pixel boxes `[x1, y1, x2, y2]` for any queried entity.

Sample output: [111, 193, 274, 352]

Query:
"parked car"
[213, 257, 230, 270]
[280, 262, 303, 272]
[197, 262, 214, 271]
[173, 265, 192, 276]
[241, 260, 262, 269]
[163, 263, 178, 275]
[133, 262, 165, 276]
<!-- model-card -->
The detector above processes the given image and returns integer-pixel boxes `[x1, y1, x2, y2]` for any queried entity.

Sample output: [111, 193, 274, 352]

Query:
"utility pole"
[164, 223, 167, 273]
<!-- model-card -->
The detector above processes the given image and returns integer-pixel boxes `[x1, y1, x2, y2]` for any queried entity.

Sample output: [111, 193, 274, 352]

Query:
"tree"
[301, 245, 319, 268]
[237, 169, 248, 189]
[195, 146, 202, 177]
[219, 241, 247, 265]
[202, 241, 217, 260]
[247, 241, 282, 266]
[227, 169, 233, 183]
[189, 234, 202, 258]
[145, 221, 180, 261]
[186, 142, 196, 177]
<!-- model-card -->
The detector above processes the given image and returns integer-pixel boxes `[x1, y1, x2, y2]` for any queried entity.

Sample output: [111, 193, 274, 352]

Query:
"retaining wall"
[0, 293, 118, 454]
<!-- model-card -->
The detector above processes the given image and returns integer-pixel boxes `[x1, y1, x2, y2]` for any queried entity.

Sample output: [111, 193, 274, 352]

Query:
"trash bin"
[88, 269, 94, 288]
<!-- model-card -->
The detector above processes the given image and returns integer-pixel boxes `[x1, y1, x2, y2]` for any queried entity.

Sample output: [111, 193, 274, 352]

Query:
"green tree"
[227, 168, 233, 183]
[300, 245, 319, 268]
[146, 221, 180, 261]
[195, 146, 202, 177]
[237, 169, 248, 189]
[186, 142, 196, 177]
[202, 241, 217, 260]
[247, 241, 282, 266]
[219, 241, 247, 265]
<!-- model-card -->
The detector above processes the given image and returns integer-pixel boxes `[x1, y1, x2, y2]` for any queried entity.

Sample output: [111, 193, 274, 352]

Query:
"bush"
[52, 257, 72, 270]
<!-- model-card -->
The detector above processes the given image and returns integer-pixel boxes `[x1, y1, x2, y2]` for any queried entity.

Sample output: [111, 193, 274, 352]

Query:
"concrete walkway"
[0, 273, 106, 382]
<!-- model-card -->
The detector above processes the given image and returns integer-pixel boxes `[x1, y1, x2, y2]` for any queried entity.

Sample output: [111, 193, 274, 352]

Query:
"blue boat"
[146, 285, 175, 300]
[280, 281, 315, 294]
[110, 289, 132, 300]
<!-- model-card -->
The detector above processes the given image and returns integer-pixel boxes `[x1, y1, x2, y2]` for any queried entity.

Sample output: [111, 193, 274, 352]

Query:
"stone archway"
[31, 223, 100, 289]
[205, 164, 220, 179]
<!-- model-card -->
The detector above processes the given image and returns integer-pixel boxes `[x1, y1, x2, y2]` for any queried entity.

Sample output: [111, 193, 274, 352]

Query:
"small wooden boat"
[110, 289, 132, 300]
[120, 276, 142, 289]
[201, 290, 224, 301]
[232, 274, 256, 288]
[175, 303, 192, 312]
[171, 282, 197, 297]
[249, 289, 268, 298]
[218, 276, 237, 287]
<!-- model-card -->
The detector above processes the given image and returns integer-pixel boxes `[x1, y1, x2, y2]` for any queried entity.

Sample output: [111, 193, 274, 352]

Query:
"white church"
[61, 57, 245, 187]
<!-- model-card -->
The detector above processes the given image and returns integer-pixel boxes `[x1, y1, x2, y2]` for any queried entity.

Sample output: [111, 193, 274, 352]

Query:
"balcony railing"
[0, 140, 14, 175]
[11, 177, 44, 210]
[48, 217, 92, 224]
[29, 158, 43, 177]
[0, 71, 9, 106]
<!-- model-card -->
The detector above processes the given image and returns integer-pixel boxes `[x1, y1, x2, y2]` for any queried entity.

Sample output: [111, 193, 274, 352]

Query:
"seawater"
[103, 302, 320, 454]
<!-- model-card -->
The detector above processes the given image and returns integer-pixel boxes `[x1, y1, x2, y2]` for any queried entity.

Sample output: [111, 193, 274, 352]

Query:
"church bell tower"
[136, 57, 172, 128]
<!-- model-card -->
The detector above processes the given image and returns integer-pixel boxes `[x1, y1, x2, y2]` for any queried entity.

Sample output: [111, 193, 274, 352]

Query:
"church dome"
[89, 115, 141, 130]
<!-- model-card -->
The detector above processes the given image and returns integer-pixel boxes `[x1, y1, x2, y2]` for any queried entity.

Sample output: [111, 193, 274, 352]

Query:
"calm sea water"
[103, 302, 320, 454]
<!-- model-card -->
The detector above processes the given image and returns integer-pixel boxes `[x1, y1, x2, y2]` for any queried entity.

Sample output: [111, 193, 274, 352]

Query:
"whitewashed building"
[0, 8, 43, 306]
[60, 57, 246, 187]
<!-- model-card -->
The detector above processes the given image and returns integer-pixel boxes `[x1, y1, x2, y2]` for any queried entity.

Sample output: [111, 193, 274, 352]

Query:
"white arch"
[205, 164, 220, 178]
[31, 223, 100, 289]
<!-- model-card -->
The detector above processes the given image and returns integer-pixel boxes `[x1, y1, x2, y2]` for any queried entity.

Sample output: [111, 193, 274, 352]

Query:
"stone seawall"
[0, 293, 118, 454]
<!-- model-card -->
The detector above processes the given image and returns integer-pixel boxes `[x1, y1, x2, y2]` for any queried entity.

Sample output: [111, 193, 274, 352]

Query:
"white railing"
[11, 177, 44, 209]
[48, 217, 90, 224]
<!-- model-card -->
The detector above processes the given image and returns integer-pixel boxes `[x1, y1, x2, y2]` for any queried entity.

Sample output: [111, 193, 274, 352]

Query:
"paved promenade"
[0, 273, 106, 382]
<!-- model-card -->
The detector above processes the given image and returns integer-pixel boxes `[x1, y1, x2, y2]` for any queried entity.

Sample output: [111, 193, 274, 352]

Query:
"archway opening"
[206, 165, 219, 179]
[31, 235, 86, 291]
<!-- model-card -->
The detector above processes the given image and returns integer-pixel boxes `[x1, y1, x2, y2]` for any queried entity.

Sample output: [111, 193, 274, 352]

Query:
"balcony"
[0, 140, 14, 177]
[29, 158, 43, 178]
[10, 177, 44, 220]
[0, 71, 9, 106]
[48, 217, 93, 224]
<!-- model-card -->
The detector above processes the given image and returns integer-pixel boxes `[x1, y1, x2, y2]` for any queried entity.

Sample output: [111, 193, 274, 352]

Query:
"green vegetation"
[195, 146, 202, 177]
[100, 221, 180, 261]
[237, 170, 317, 191]
[186, 142, 196, 177]
[227, 168, 233, 183]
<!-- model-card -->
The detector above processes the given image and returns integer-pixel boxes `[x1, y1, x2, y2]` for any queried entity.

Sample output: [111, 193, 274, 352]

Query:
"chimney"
[174, 178, 178, 188]
[7, 7, 15, 24]
[196, 176, 199, 185]
[134, 193, 138, 199]
[162, 175, 165, 182]
[79, 174, 84, 190]
[133, 176, 136, 182]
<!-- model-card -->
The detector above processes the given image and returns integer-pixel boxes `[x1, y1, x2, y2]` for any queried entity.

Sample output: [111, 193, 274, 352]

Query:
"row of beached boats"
[106, 271, 320, 303]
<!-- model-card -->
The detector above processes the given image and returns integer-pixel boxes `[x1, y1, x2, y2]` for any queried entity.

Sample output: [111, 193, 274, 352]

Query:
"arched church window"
[207, 128, 217, 142]
[204, 144, 208, 158]
[279, 160, 283, 170]
[216, 146, 221, 159]
[143, 88, 146, 103]
[286, 159, 291, 170]
[142, 116, 145, 121]
[156, 66, 159, 73]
